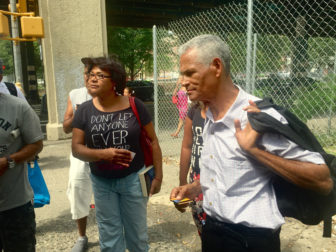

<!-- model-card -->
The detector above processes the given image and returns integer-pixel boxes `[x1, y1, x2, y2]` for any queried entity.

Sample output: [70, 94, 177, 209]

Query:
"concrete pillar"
[38, 0, 108, 140]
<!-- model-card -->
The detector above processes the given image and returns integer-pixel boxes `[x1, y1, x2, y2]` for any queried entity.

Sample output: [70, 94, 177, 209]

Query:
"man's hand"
[243, 100, 260, 113]
[170, 180, 201, 212]
[170, 181, 201, 213]
[0, 157, 8, 176]
[234, 100, 261, 153]
[234, 120, 260, 153]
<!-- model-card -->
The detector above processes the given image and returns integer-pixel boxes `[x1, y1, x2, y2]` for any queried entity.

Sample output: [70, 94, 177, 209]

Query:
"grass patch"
[324, 146, 336, 156]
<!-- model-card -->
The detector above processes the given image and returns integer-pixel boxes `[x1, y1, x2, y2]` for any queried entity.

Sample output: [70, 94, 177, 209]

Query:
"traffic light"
[8, 0, 27, 13]
[21, 16, 44, 38]
[26, 0, 39, 16]
[0, 12, 9, 37]
[2, 0, 43, 41]
[17, 0, 27, 13]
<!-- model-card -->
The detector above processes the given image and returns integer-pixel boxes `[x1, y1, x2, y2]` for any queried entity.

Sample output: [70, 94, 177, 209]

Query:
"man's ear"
[210, 58, 223, 78]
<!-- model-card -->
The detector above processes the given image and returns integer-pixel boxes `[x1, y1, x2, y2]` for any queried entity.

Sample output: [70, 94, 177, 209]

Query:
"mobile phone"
[170, 197, 193, 205]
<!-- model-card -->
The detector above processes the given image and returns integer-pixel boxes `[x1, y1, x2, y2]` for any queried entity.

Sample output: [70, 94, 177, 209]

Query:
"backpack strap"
[4, 82, 18, 97]
[129, 97, 142, 127]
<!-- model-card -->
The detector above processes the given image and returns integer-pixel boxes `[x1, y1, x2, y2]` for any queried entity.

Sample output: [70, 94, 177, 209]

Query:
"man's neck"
[208, 80, 239, 121]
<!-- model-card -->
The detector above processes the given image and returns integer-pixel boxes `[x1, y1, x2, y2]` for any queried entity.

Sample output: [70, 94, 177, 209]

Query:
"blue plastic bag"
[27, 159, 50, 208]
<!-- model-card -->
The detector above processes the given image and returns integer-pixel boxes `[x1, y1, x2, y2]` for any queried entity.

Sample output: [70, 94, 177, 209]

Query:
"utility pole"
[9, 0, 23, 85]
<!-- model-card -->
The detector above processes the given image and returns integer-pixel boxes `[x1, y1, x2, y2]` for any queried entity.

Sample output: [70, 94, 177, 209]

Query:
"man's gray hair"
[178, 34, 231, 76]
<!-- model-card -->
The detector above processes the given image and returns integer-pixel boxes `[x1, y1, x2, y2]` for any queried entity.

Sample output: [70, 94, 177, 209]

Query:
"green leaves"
[107, 27, 153, 80]
[0, 40, 14, 75]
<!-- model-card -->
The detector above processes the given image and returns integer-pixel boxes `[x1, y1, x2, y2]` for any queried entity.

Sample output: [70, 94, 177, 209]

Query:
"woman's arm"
[143, 122, 163, 196]
[179, 117, 193, 185]
[72, 128, 132, 166]
[63, 96, 74, 134]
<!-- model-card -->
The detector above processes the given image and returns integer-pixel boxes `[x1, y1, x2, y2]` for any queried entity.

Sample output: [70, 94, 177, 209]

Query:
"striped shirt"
[200, 86, 325, 229]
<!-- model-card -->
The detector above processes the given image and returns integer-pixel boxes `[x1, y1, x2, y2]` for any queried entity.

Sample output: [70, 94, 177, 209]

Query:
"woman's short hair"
[178, 34, 231, 76]
[82, 55, 126, 94]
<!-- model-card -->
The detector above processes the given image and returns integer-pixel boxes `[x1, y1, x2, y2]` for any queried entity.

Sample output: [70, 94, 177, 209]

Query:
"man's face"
[179, 49, 218, 103]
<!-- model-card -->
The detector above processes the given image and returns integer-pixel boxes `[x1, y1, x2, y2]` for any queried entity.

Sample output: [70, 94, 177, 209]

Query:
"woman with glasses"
[72, 55, 163, 252]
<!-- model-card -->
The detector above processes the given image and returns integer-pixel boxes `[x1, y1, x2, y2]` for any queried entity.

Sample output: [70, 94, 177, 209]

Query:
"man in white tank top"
[63, 60, 92, 252]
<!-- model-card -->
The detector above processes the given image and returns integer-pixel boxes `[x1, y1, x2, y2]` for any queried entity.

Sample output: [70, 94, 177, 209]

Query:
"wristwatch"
[6, 156, 15, 169]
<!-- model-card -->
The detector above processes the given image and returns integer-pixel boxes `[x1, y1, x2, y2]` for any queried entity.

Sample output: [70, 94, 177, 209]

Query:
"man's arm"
[0, 140, 43, 176]
[63, 96, 74, 134]
[234, 119, 333, 195]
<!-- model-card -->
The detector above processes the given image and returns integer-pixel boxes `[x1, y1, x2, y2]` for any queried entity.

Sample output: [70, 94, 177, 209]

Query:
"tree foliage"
[107, 27, 153, 80]
[308, 37, 336, 68]
[0, 40, 14, 75]
[156, 29, 179, 75]
[0, 40, 43, 78]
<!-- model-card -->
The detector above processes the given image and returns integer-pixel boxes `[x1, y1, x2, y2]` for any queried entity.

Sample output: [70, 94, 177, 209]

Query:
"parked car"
[125, 80, 164, 102]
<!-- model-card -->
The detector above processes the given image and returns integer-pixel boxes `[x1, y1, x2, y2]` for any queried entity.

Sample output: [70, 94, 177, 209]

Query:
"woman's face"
[87, 66, 114, 97]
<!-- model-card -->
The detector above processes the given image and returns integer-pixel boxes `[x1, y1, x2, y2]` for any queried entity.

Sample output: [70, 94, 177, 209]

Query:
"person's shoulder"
[69, 86, 87, 96]
[0, 92, 30, 109]
[241, 89, 261, 103]
[1, 92, 25, 103]
[188, 103, 200, 114]
[250, 97, 288, 124]
[78, 99, 92, 108]
[74, 99, 93, 118]
[133, 96, 146, 107]
[191, 103, 201, 111]
[0, 81, 6, 89]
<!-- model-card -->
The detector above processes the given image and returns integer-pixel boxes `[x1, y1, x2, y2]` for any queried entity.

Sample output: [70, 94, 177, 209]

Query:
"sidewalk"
[35, 139, 336, 251]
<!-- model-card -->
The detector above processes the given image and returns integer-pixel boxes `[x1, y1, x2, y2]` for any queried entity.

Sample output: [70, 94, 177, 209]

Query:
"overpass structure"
[0, 0, 223, 140]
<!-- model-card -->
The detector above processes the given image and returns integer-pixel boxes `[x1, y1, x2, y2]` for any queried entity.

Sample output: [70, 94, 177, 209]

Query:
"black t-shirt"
[188, 105, 205, 176]
[72, 98, 151, 178]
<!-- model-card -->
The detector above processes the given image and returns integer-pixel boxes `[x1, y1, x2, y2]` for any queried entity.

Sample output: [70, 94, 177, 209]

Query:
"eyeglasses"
[88, 72, 112, 80]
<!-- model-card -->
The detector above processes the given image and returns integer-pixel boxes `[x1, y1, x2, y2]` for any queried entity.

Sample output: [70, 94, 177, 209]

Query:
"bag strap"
[4, 82, 17, 97]
[129, 97, 142, 127]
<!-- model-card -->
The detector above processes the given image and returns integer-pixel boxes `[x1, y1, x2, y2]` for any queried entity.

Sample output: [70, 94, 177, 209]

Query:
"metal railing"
[153, 0, 336, 157]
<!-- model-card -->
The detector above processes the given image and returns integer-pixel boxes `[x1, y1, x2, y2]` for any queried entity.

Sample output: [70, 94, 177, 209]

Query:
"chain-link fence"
[153, 0, 336, 157]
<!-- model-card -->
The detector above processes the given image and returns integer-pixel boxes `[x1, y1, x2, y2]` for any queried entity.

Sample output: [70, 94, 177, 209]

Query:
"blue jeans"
[91, 170, 148, 252]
